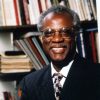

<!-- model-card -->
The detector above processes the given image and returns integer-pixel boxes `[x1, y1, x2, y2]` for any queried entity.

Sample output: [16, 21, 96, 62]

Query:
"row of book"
[0, 31, 98, 73]
[14, 35, 50, 70]
[77, 29, 98, 63]
[0, 0, 52, 26]
[67, 0, 97, 21]
[0, 31, 98, 74]
[0, 0, 96, 26]
[13, 30, 99, 73]
[0, 51, 33, 73]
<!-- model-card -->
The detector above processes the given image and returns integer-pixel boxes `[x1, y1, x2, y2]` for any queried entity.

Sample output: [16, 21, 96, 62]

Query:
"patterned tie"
[53, 73, 63, 100]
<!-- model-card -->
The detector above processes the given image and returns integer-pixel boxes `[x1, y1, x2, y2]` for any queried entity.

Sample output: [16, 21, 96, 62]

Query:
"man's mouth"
[51, 47, 65, 53]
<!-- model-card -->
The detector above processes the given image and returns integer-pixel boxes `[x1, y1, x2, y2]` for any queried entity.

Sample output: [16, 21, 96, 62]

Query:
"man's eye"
[61, 29, 72, 36]
[44, 31, 52, 35]
[43, 30, 53, 37]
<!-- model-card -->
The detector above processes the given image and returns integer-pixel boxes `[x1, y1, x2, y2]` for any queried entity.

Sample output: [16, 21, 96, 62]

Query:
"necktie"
[53, 73, 63, 100]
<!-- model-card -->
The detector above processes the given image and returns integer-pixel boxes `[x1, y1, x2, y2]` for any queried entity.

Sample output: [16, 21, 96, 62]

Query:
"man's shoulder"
[74, 53, 100, 70]
[27, 65, 49, 78]
[21, 64, 50, 85]
[75, 53, 100, 65]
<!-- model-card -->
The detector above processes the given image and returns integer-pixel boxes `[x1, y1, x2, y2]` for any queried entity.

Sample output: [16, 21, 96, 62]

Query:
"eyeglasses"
[41, 27, 77, 38]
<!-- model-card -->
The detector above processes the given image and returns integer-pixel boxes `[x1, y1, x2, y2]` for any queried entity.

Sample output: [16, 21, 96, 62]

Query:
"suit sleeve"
[17, 78, 29, 100]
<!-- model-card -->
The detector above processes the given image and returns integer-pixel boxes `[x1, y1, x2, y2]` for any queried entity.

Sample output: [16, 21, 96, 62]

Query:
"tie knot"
[53, 73, 63, 81]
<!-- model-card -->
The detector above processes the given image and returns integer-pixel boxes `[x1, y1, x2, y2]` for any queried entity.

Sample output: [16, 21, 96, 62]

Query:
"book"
[22, 0, 30, 24]
[40, 0, 47, 11]
[76, 0, 85, 21]
[45, 0, 52, 9]
[3, 0, 17, 26]
[89, 0, 97, 20]
[0, 0, 6, 26]
[18, 0, 26, 25]
[0, 92, 4, 100]
[26, 37, 47, 66]
[94, 31, 99, 61]
[14, 33, 50, 70]
[89, 31, 98, 63]
[31, 36, 49, 65]
[28, 0, 40, 24]
[3, 91, 14, 100]
[15, 39, 41, 70]
[82, 30, 98, 62]
[13, 0, 22, 25]
[28, 1, 36, 24]
[86, 0, 94, 20]
[23, 38, 43, 68]
[0, 51, 32, 73]
[77, 30, 86, 58]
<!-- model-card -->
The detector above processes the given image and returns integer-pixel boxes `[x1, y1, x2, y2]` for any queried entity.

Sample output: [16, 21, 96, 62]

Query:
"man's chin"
[51, 57, 66, 62]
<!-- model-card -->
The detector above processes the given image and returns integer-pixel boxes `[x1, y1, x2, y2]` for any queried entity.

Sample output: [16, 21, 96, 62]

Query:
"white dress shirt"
[51, 60, 74, 87]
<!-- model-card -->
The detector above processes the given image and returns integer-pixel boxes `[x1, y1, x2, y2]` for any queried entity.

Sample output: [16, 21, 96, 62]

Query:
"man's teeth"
[52, 48, 64, 52]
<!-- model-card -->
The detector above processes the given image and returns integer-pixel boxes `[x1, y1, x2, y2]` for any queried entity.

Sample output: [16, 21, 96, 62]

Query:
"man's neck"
[52, 51, 76, 72]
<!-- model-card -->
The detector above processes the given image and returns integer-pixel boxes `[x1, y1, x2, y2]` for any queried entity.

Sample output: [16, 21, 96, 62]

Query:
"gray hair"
[37, 5, 81, 32]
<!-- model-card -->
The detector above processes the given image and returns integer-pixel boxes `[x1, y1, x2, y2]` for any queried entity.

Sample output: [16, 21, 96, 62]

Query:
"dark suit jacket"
[18, 54, 100, 100]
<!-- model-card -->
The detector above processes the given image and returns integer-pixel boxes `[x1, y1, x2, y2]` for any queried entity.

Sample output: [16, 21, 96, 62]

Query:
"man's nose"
[51, 32, 64, 42]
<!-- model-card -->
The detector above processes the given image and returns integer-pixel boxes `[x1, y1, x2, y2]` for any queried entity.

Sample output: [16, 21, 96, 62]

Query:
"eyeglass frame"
[40, 26, 79, 38]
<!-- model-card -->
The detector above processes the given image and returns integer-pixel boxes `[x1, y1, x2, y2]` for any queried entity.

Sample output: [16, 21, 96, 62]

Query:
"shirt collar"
[51, 60, 74, 78]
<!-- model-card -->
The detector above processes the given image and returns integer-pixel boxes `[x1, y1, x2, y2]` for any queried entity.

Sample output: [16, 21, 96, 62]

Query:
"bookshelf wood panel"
[0, 25, 37, 33]
[0, 0, 99, 79]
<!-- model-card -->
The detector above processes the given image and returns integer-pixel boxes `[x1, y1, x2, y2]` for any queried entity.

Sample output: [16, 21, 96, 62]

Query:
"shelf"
[0, 21, 97, 33]
[0, 69, 35, 81]
[0, 20, 97, 39]
[81, 20, 97, 31]
[0, 24, 40, 39]
[0, 24, 38, 33]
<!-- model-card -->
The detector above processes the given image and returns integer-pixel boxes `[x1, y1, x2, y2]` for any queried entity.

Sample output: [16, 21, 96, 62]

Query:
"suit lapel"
[37, 65, 55, 100]
[60, 54, 85, 100]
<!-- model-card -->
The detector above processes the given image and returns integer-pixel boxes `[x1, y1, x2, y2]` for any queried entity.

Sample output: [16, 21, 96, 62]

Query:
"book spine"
[77, 31, 86, 58]
[13, 0, 21, 25]
[18, 0, 26, 25]
[2, 0, 16, 26]
[15, 39, 41, 70]
[31, 36, 49, 65]
[89, 31, 98, 63]
[23, 38, 43, 69]
[27, 37, 46, 66]
[0, 0, 6, 26]
[22, 0, 30, 24]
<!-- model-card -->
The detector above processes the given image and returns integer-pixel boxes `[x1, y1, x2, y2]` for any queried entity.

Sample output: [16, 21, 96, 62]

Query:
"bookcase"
[0, 0, 99, 99]
[96, 0, 100, 62]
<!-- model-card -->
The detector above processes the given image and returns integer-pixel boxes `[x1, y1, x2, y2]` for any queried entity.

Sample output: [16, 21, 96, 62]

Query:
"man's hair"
[37, 5, 81, 32]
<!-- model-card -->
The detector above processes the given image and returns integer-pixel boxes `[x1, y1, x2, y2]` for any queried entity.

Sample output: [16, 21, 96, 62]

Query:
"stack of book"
[14, 34, 50, 70]
[77, 29, 98, 63]
[0, 51, 32, 73]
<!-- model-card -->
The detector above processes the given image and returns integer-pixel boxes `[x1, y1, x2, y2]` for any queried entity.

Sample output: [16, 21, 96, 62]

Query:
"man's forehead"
[42, 12, 73, 28]
[44, 11, 72, 19]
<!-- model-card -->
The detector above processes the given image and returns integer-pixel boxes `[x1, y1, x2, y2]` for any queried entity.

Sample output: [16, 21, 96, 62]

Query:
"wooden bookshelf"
[0, 21, 97, 32]
[0, 1, 98, 99]
[0, 0, 98, 77]
[0, 72, 29, 81]
[0, 20, 97, 39]
[0, 25, 37, 33]
[0, 69, 35, 81]
[81, 20, 97, 30]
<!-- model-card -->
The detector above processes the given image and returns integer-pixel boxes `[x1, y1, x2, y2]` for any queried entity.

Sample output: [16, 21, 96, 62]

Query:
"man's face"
[41, 12, 76, 62]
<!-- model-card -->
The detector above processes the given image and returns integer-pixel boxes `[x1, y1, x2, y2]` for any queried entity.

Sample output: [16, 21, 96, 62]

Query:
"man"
[18, 5, 100, 100]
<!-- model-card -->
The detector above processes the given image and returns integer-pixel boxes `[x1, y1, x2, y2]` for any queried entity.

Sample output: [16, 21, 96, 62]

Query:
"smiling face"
[41, 12, 76, 62]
